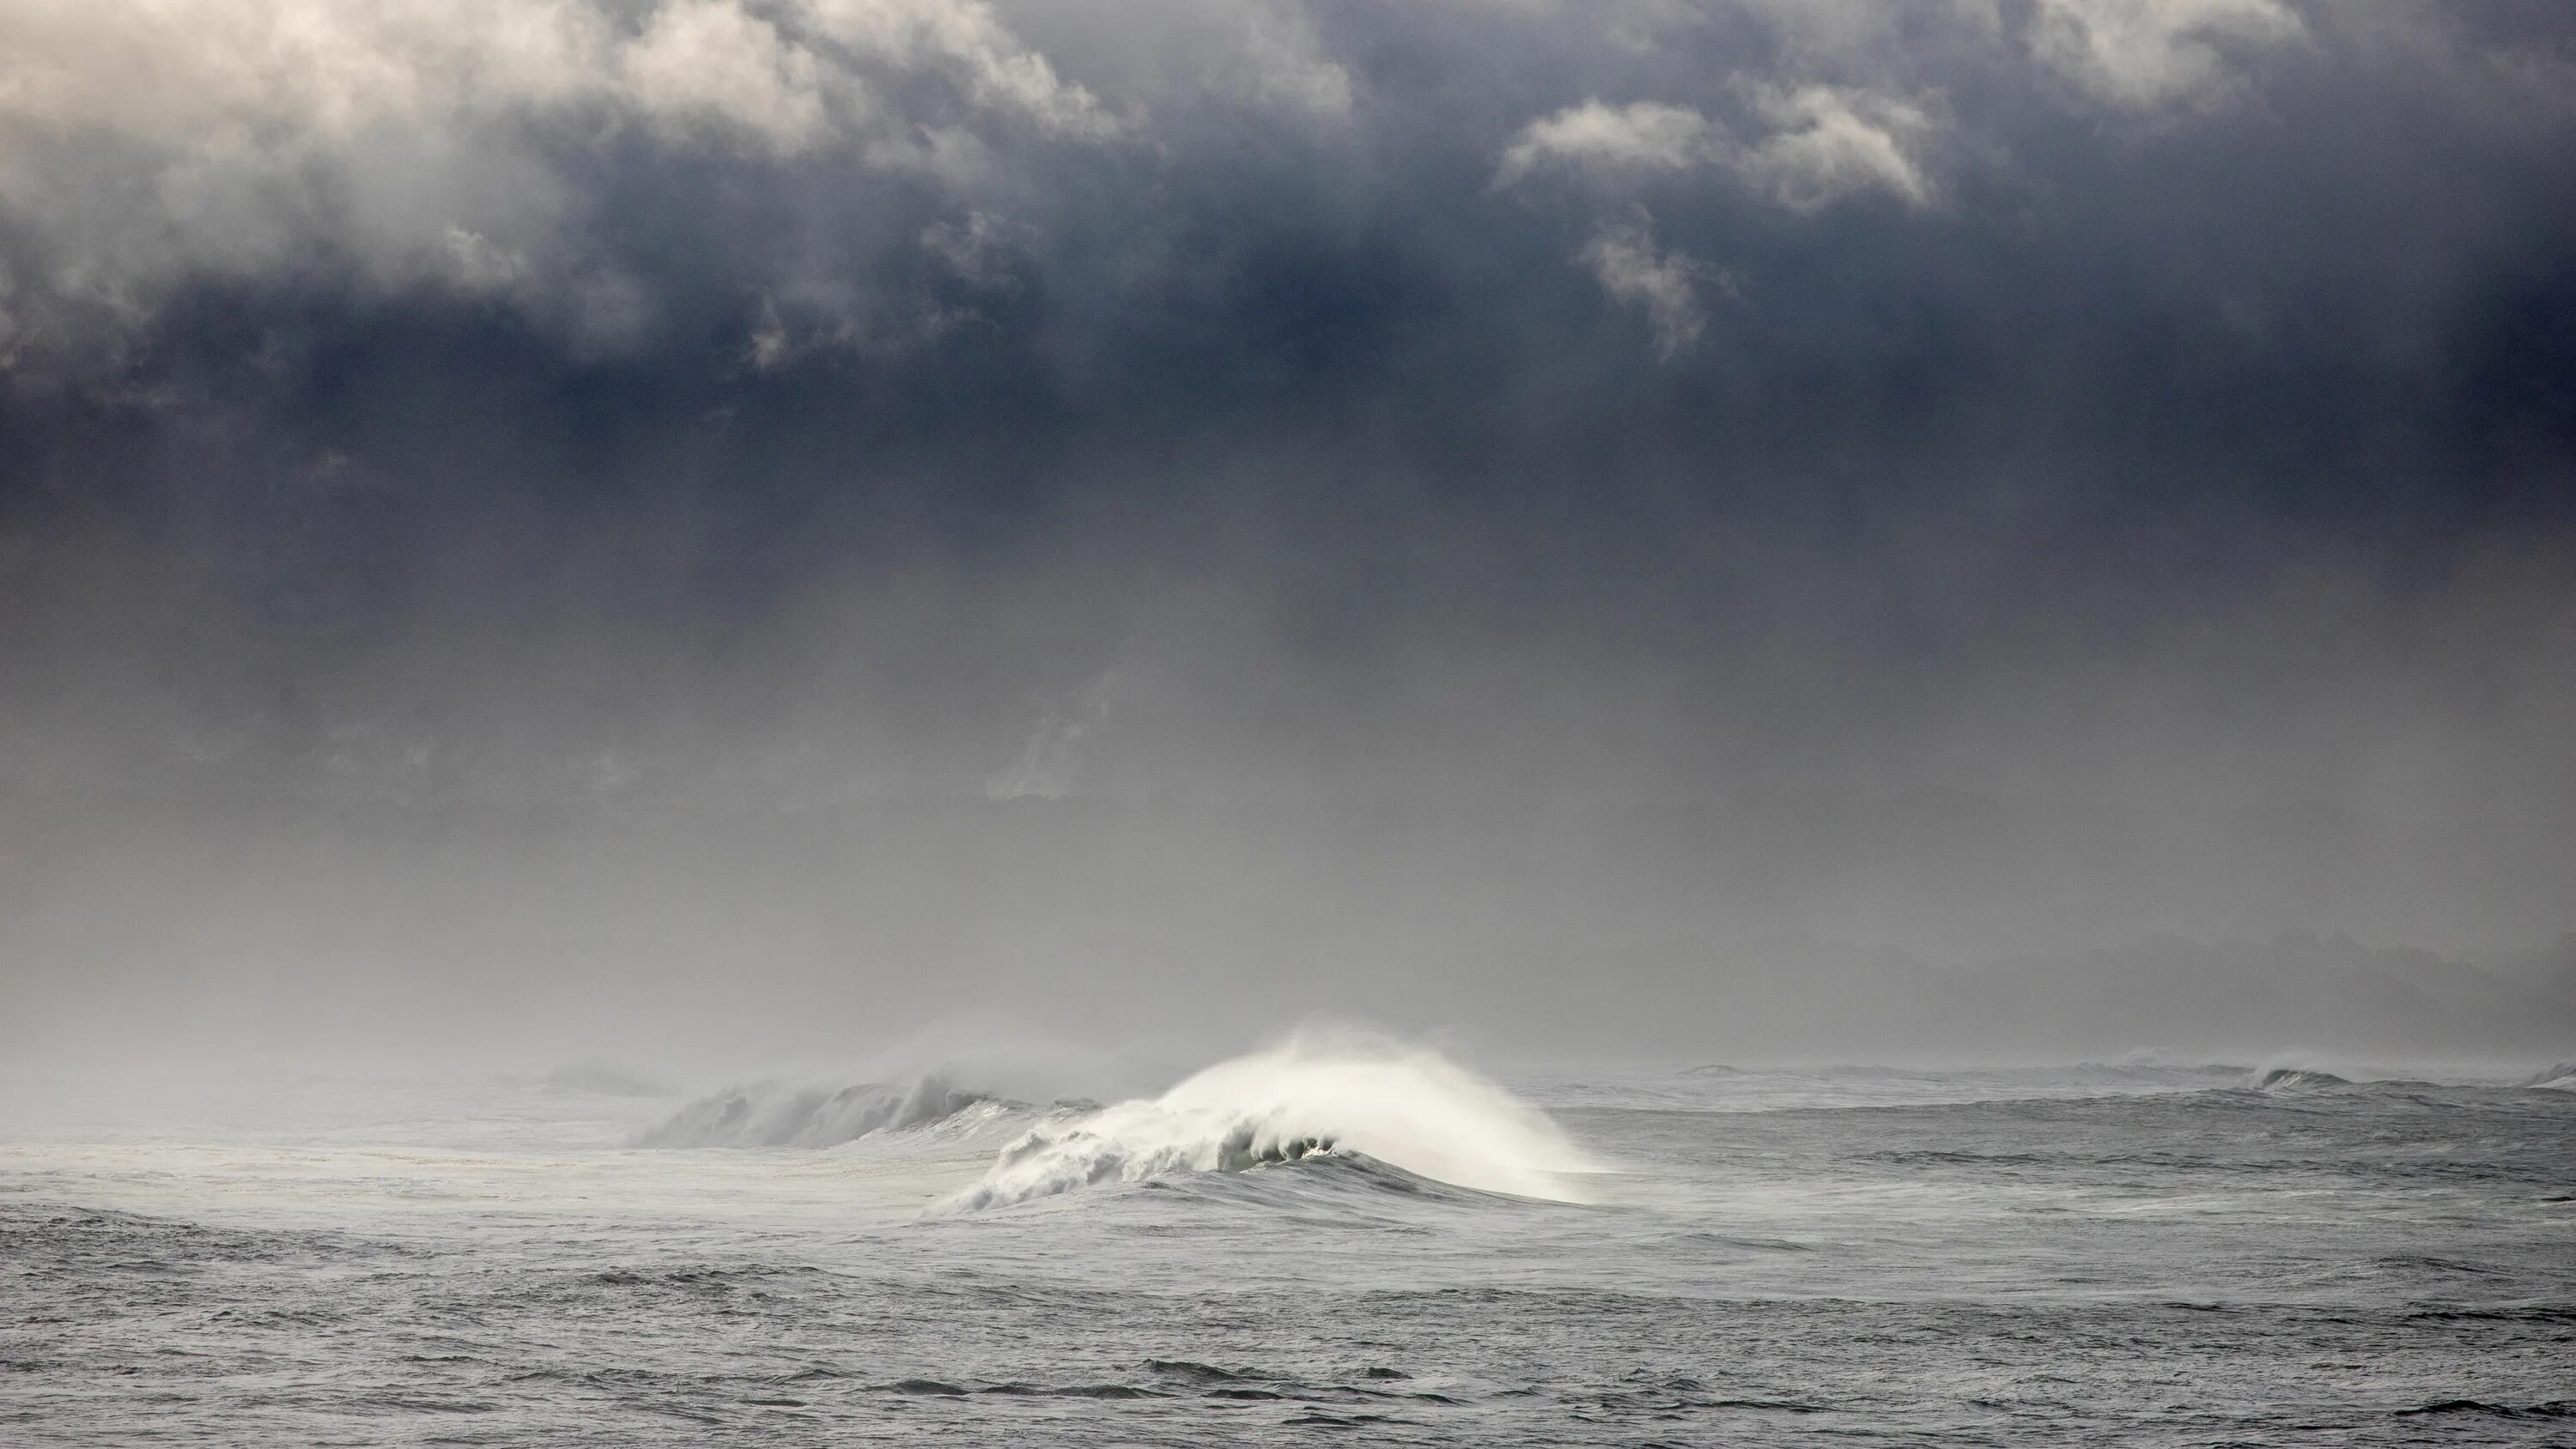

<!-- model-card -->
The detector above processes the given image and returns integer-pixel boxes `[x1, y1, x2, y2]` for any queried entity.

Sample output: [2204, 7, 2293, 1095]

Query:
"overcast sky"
[3, 0, 2571, 1064]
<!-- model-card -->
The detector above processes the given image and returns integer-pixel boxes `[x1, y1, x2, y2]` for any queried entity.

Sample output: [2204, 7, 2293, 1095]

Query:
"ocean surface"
[3, 1041, 2572, 1446]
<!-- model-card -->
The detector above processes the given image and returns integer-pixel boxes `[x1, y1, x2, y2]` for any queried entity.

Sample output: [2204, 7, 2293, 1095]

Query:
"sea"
[3, 1037, 2572, 1446]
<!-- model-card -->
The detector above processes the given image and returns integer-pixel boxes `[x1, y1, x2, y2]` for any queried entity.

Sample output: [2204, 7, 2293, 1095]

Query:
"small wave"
[2522, 1060, 2576, 1091]
[948, 1034, 1601, 1210]
[2395, 1399, 2573, 1420]
[2254, 1067, 2351, 1091]
[2239, 1052, 2499, 1092]
[633, 1075, 1000, 1148]
[1146, 1359, 1279, 1385]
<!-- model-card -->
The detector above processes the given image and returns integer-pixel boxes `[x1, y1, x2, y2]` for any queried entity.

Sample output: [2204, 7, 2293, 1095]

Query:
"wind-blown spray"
[951, 1033, 1601, 1209]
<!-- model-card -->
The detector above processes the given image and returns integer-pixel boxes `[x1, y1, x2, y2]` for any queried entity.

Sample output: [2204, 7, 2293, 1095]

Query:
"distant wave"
[2244, 1052, 2418, 1093]
[2239, 1052, 2504, 1094]
[2253, 1067, 2352, 1092]
[634, 1076, 1001, 1148]
[949, 1034, 1601, 1210]
[2524, 1061, 2576, 1091]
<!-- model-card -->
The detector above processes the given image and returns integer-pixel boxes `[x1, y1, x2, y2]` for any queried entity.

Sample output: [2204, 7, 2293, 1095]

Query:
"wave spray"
[952, 1032, 1601, 1209]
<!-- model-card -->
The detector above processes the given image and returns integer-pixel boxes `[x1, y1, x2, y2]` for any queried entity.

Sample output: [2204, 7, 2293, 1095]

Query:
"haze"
[3, 0, 2571, 1073]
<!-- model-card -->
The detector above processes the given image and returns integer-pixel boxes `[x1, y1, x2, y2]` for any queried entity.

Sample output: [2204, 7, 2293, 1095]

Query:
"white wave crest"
[950, 1034, 1601, 1210]
[634, 1075, 997, 1148]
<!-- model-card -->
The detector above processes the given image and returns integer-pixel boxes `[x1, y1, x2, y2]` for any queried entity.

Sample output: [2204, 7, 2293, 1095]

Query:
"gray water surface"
[3, 1062, 2571, 1446]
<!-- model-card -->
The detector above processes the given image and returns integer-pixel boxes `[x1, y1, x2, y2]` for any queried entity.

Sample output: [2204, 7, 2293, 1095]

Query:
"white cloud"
[920, 209, 1027, 288]
[2030, 0, 2305, 109]
[1496, 100, 1725, 185]
[1577, 210, 1713, 360]
[1499, 88, 1935, 210]
[0, 0, 1129, 355]
[0, 0, 1106, 151]
[969, 0, 1349, 124]
[621, 0, 835, 151]
[1213, 4, 1353, 118]
[0, 0, 605, 143]
[1736, 83, 1935, 211]
[802, 0, 1115, 138]
[438, 227, 533, 292]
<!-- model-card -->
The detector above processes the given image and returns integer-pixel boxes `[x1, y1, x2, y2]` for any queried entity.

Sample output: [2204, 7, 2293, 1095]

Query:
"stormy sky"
[3, 0, 2572, 1065]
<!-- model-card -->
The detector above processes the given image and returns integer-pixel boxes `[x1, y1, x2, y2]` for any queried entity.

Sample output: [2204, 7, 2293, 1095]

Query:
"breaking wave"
[950, 1034, 1601, 1210]
[2524, 1061, 2576, 1091]
[634, 1075, 1001, 1148]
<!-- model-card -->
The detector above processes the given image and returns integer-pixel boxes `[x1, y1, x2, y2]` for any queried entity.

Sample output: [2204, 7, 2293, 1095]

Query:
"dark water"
[3, 1060, 2571, 1445]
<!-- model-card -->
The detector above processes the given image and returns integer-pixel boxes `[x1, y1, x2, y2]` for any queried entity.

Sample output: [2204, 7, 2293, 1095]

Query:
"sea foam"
[950, 1034, 1601, 1210]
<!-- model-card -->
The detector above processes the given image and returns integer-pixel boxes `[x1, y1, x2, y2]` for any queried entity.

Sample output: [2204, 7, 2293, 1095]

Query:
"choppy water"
[3, 1048, 2572, 1446]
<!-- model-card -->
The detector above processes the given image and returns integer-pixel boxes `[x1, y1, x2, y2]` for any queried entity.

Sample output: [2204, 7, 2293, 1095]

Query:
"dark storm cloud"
[1, 0, 2571, 1059]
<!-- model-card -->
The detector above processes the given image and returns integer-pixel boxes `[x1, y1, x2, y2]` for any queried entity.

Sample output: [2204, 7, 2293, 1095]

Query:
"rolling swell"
[950, 1035, 1601, 1210]
[633, 1075, 1004, 1149]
